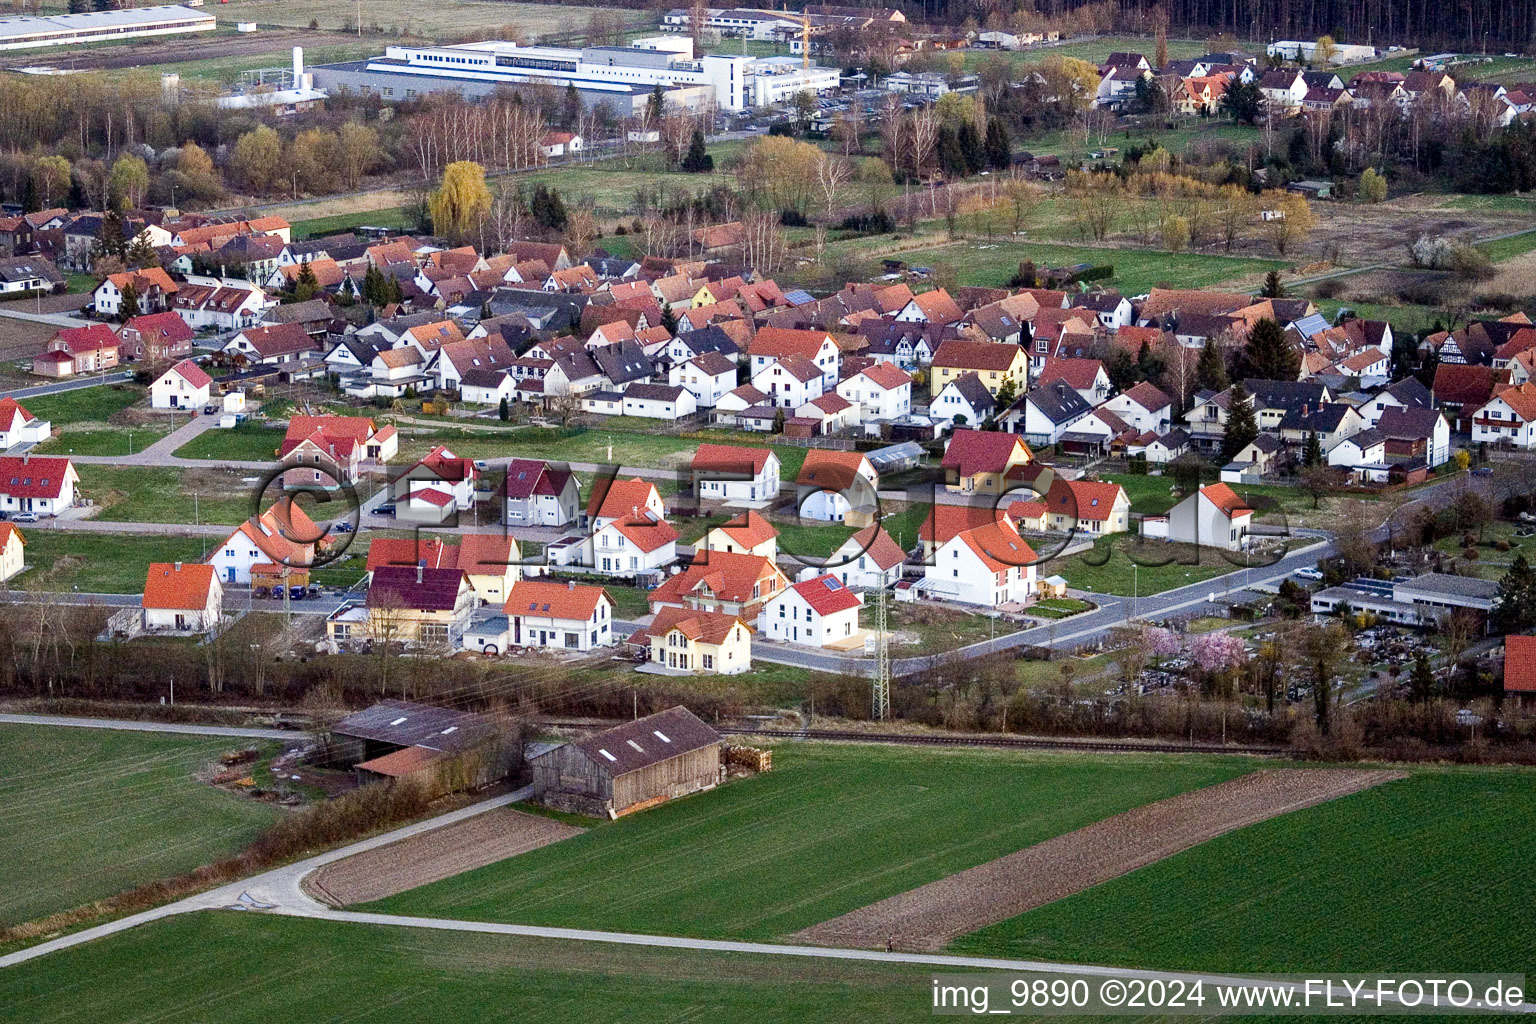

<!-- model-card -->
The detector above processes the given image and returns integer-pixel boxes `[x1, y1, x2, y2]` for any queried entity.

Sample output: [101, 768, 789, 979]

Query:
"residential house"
[1034, 357, 1111, 404]
[690, 444, 781, 503]
[150, 359, 213, 410]
[893, 288, 963, 326]
[586, 476, 664, 530]
[1360, 376, 1432, 426]
[700, 510, 778, 559]
[279, 415, 397, 488]
[922, 520, 1036, 607]
[1432, 363, 1498, 433]
[1328, 428, 1390, 481]
[502, 459, 580, 527]
[365, 565, 477, 647]
[1008, 382, 1093, 446]
[171, 279, 267, 332]
[836, 362, 912, 423]
[222, 322, 318, 366]
[930, 339, 1029, 397]
[762, 574, 863, 647]
[589, 508, 679, 576]
[795, 449, 878, 524]
[0, 398, 49, 450]
[92, 267, 179, 318]
[669, 351, 738, 408]
[431, 335, 517, 394]
[208, 499, 320, 585]
[0, 254, 62, 294]
[1042, 478, 1130, 535]
[32, 324, 119, 377]
[1472, 382, 1536, 449]
[748, 326, 840, 386]
[393, 446, 478, 523]
[118, 312, 195, 363]
[932, 371, 995, 427]
[820, 523, 905, 590]
[632, 606, 751, 674]
[751, 355, 825, 410]
[621, 383, 698, 420]
[1259, 68, 1308, 112]
[0, 454, 77, 516]
[1142, 427, 1190, 464]
[941, 428, 1032, 493]
[1276, 402, 1365, 452]
[1101, 381, 1173, 434]
[649, 550, 787, 621]
[1162, 483, 1252, 551]
[0, 522, 22, 583]
[456, 534, 523, 606]
[141, 562, 223, 633]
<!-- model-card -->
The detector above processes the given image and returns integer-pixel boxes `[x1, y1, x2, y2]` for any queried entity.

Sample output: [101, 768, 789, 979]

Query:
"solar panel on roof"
[823, 578, 840, 589]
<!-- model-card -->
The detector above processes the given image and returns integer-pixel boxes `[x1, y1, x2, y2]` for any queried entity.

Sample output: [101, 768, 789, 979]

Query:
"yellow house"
[0, 523, 22, 583]
[941, 428, 1035, 494]
[360, 566, 476, 646]
[700, 510, 779, 560]
[456, 535, 522, 606]
[635, 606, 752, 675]
[929, 339, 1030, 397]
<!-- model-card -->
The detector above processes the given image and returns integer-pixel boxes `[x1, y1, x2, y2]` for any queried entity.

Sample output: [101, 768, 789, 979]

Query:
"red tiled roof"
[844, 523, 905, 569]
[788, 574, 862, 615]
[1201, 483, 1251, 518]
[166, 359, 213, 389]
[0, 455, 74, 500]
[932, 339, 1023, 372]
[649, 550, 783, 607]
[49, 324, 120, 356]
[142, 562, 216, 610]
[366, 537, 453, 572]
[796, 449, 872, 490]
[954, 521, 1036, 571]
[750, 326, 832, 361]
[918, 504, 1007, 543]
[505, 578, 610, 620]
[1433, 363, 1497, 406]
[631, 605, 745, 646]
[608, 509, 678, 552]
[587, 476, 659, 519]
[1037, 357, 1105, 390]
[1505, 635, 1536, 693]
[942, 428, 1030, 476]
[711, 509, 778, 549]
[1045, 479, 1126, 522]
[856, 362, 912, 390]
[0, 397, 36, 432]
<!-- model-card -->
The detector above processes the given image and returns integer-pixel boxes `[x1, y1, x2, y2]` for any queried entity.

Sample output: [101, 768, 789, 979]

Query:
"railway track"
[535, 720, 1290, 757]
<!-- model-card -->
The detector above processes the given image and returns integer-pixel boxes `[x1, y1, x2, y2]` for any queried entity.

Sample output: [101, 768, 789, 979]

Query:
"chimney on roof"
[173, 561, 181, 571]
[416, 564, 423, 584]
[568, 580, 575, 591]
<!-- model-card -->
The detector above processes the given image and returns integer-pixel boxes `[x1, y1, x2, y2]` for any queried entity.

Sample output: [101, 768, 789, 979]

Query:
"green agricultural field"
[13, 532, 211, 593]
[953, 769, 1536, 978]
[173, 423, 285, 462]
[1476, 229, 1536, 263]
[0, 725, 280, 927]
[216, 0, 646, 38]
[369, 745, 1253, 939]
[1100, 472, 1184, 516]
[18, 384, 144, 425]
[289, 204, 416, 239]
[0, 913, 953, 1023]
[74, 465, 260, 526]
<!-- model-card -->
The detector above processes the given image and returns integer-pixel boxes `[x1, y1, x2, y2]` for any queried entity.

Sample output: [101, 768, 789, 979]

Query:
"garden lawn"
[0, 913, 953, 1024]
[367, 744, 1253, 940]
[74, 465, 256, 526]
[1056, 537, 1238, 597]
[0, 725, 279, 927]
[290, 205, 414, 239]
[1101, 472, 1184, 516]
[14, 531, 210, 593]
[18, 384, 144, 425]
[952, 769, 1536, 978]
[33, 426, 170, 457]
[172, 423, 285, 462]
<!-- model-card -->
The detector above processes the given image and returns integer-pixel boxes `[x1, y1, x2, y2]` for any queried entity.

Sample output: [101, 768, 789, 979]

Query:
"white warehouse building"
[311, 38, 837, 113]
[0, 5, 214, 51]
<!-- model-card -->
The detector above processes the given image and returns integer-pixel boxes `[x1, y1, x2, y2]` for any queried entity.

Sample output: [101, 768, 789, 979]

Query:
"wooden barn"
[529, 706, 722, 818]
[330, 699, 515, 798]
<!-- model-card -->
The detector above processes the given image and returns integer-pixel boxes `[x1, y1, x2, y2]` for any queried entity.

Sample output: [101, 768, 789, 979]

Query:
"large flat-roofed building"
[311, 38, 837, 112]
[0, 5, 214, 50]
[1310, 573, 1500, 629]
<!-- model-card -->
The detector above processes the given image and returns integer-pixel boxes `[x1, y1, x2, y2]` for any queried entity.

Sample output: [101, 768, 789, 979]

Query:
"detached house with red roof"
[796, 449, 878, 525]
[922, 519, 1037, 608]
[700, 510, 779, 559]
[92, 267, 179, 318]
[222, 322, 318, 366]
[503, 578, 614, 651]
[930, 339, 1030, 397]
[0, 522, 23, 583]
[393, 446, 479, 523]
[585, 476, 664, 531]
[630, 607, 752, 675]
[1159, 483, 1253, 551]
[1471, 382, 1536, 449]
[280, 415, 397, 488]
[150, 359, 213, 410]
[0, 454, 77, 516]
[649, 549, 787, 621]
[762, 574, 863, 648]
[0, 397, 49, 450]
[502, 459, 580, 527]
[817, 523, 906, 590]
[361, 565, 477, 647]
[941, 428, 1033, 493]
[119, 312, 195, 363]
[589, 507, 679, 576]
[32, 324, 120, 378]
[209, 499, 322, 585]
[141, 562, 223, 634]
[836, 362, 913, 423]
[1042, 478, 1130, 535]
[748, 326, 840, 387]
[690, 444, 781, 503]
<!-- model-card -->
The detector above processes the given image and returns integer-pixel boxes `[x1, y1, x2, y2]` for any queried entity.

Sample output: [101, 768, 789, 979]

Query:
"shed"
[529, 705, 722, 818]
[866, 440, 924, 474]
[330, 699, 513, 797]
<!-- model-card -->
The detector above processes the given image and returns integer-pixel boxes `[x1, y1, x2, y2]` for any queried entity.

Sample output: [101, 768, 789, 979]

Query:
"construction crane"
[777, 6, 813, 68]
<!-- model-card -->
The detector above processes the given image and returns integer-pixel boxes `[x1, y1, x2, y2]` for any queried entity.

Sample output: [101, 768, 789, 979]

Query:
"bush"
[1496, 540, 1512, 552]
[1311, 278, 1346, 300]
[779, 208, 808, 227]
[614, 225, 627, 235]
[1464, 547, 1480, 560]
[1075, 264, 1114, 283]
[1475, 291, 1523, 310]
[1448, 244, 1495, 282]
[0, 288, 45, 303]
[835, 210, 894, 235]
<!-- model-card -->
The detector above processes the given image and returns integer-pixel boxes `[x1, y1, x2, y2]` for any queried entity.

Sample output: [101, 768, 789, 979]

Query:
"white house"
[1471, 383, 1536, 449]
[835, 362, 912, 423]
[1162, 483, 1253, 551]
[208, 500, 319, 585]
[751, 356, 825, 409]
[1100, 381, 1173, 435]
[669, 351, 738, 408]
[588, 509, 679, 576]
[0, 455, 77, 517]
[922, 520, 1036, 607]
[1008, 382, 1093, 446]
[502, 459, 581, 527]
[141, 562, 223, 633]
[795, 450, 878, 524]
[762, 574, 863, 648]
[931, 372, 996, 427]
[620, 383, 698, 420]
[817, 523, 905, 590]
[748, 326, 840, 387]
[149, 359, 213, 410]
[0, 397, 51, 449]
[690, 444, 781, 503]
[1327, 427, 1390, 481]
[503, 579, 614, 651]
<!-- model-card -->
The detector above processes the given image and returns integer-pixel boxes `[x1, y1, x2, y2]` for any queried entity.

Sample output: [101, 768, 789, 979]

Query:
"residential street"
[0, 370, 132, 403]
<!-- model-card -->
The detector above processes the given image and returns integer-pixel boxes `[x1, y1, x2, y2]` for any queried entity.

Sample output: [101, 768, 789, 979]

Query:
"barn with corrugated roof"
[529, 706, 722, 818]
[330, 699, 514, 797]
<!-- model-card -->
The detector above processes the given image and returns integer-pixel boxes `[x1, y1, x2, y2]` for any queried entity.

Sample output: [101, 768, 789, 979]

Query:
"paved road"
[0, 591, 140, 607]
[0, 306, 88, 329]
[0, 712, 300, 740]
[0, 370, 133, 402]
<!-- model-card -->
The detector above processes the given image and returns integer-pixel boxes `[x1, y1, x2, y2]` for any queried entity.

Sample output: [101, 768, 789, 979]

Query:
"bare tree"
[813, 151, 852, 259]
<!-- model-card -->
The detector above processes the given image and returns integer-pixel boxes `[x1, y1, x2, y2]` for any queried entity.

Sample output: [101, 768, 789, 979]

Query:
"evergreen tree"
[361, 265, 385, 306]
[20, 176, 38, 214]
[387, 277, 403, 305]
[117, 282, 139, 322]
[646, 83, 665, 122]
[1302, 429, 1322, 467]
[957, 120, 984, 176]
[1260, 269, 1284, 298]
[1136, 339, 1165, 383]
[983, 117, 1012, 170]
[561, 83, 582, 130]
[660, 304, 678, 334]
[936, 124, 966, 178]
[1410, 651, 1436, 703]
[1196, 339, 1228, 391]
[1220, 381, 1259, 462]
[1107, 348, 1141, 390]
[498, 396, 510, 422]
[1238, 317, 1300, 381]
[680, 128, 714, 173]
[291, 261, 319, 301]
[94, 211, 127, 261]
[1221, 79, 1262, 123]
[1494, 553, 1536, 633]
[124, 233, 157, 270]
[993, 374, 1018, 409]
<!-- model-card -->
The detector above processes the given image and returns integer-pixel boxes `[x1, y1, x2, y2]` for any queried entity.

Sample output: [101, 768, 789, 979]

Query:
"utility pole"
[872, 567, 890, 721]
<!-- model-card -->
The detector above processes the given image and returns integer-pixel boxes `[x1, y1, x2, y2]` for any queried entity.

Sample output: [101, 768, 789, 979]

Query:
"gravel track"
[304, 807, 582, 906]
[792, 768, 1405, 952]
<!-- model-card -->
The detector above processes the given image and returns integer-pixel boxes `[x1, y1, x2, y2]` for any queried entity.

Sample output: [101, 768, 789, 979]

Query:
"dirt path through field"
[304, 806, 582, 906]
[792, 768, 1404, 952]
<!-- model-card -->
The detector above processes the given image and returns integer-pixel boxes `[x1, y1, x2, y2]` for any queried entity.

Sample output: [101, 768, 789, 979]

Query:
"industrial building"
[0, 5, 214, 51]
[310, 37, 839, 113]
[329, 699, 515, 798]
[529, 706, 722, 817]
[1309, 573, 1501, 629]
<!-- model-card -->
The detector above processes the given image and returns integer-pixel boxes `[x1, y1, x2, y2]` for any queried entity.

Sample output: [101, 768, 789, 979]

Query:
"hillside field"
[0, 725, 280, 927]
[952, 769, 1536, 978]
[368, 744, 1253, 939]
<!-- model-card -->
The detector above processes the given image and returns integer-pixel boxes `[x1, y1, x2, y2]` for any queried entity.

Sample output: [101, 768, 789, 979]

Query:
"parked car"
[375, 503, 396, 517]
[288, 586, 306, 600]
[1293, 567, 1324, 581]
[331, 521, 355, 533]
[202, 404, 217, 414]
[11, 512, 39, 523]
